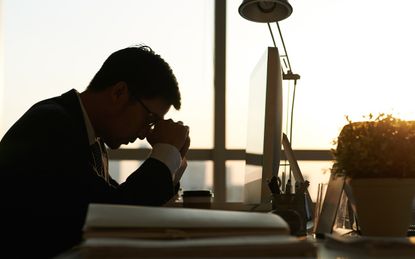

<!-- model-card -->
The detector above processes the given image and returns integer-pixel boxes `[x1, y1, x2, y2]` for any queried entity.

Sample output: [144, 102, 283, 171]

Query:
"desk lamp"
[238, 0, 301, 190]
[239, 0, 300, 141]
[238, 0, 293, 22]
[239, 0, 312, 228]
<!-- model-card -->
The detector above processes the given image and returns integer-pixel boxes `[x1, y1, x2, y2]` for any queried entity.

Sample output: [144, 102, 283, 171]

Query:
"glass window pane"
[296, 161, 332, 202]
[226, 0, 270, 149]
[226, 161, 245, 202]
[227, 0, 415, 150]
[109, 160, 142, 183]
[179, 161, 213, 191]
[1, 0, 214, 149]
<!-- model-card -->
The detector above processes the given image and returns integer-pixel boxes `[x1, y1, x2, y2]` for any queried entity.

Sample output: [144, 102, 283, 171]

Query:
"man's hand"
[146, 119, 190, 153]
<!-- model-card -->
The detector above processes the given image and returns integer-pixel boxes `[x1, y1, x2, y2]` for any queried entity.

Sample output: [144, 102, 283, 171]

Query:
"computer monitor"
[244, 47, 283, 204]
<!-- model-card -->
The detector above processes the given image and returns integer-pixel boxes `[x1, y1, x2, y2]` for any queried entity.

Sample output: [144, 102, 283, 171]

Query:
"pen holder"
[271, 193, 307, 236]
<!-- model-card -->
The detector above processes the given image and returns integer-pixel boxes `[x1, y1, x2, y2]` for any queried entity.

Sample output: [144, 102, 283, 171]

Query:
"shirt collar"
[75, 90, 98, 145]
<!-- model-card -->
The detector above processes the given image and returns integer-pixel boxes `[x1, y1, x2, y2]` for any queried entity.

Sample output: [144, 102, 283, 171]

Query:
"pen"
[285, 179, 292, 194]
[281, 171, 286, 193]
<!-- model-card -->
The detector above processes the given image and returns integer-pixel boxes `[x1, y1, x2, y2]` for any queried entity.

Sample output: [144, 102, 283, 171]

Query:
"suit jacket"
[0, 89, 176, 258]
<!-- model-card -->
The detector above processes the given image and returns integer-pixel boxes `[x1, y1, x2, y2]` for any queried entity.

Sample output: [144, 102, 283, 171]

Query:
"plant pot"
[346, 178, 415, 237]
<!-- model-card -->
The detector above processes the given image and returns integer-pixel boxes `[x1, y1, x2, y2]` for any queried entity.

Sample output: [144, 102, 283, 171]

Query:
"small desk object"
[314, 174, 347, 238]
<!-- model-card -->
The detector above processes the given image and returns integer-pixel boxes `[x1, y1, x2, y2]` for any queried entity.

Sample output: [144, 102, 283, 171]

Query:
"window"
[1, 0, 215, 193]
[2, 0, 415, 203]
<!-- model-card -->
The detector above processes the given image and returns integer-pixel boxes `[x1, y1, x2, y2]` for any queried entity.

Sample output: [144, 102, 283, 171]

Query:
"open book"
[81, 203, 316, 257]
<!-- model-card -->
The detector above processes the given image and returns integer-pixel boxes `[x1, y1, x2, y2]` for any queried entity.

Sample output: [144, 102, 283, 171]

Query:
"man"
[0, 45, 190, 258]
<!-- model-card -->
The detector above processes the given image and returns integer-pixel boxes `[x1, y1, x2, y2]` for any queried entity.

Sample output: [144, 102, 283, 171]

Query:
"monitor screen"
[244, 47, 283, 204]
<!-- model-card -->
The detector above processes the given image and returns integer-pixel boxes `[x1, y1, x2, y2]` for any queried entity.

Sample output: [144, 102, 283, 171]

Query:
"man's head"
[83, 45, 182, 149]
[87, 45, 181, 109]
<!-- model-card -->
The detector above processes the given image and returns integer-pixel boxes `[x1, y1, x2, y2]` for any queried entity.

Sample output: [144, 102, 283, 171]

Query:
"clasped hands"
[146, 119, 190, 159]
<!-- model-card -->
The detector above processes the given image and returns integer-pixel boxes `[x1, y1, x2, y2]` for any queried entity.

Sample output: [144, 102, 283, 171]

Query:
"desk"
[55, 203, 415, 258]
[56, 237, 415, 259]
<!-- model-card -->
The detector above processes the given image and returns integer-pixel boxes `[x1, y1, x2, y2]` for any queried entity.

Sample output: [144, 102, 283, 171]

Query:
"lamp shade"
[238, 0, 293, 23]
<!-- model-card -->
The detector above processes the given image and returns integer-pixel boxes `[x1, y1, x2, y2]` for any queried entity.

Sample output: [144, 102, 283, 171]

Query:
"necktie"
[90, 139, 109, 182]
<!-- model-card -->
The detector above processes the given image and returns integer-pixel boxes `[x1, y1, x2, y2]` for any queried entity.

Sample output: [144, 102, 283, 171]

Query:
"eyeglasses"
[136, 99, 162, 128]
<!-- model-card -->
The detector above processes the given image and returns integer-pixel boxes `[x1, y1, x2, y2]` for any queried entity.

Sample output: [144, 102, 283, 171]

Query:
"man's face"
[103, 94, 171, 149]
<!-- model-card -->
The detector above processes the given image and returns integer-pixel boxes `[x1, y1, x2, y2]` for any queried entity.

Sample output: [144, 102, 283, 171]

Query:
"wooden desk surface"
[56, 237, 415, 259]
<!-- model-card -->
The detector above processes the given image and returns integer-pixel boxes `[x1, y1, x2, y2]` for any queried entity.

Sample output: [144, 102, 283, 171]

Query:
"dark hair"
[87, 45, 181, 109]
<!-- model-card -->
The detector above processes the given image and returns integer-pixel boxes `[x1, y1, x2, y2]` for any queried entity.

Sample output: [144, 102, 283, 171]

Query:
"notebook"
[81, 203, 317, 258]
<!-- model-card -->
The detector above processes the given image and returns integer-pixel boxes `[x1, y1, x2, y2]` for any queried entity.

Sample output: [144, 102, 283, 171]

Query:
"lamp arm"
[276, 22, 293, 73]
[267, 22, 300, 80]
[267, 23, 277, 49]
[266, 21, 300, 181]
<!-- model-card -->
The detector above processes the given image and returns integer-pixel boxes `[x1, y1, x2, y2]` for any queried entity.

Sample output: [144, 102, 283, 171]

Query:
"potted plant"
[331, 113, 415, 236]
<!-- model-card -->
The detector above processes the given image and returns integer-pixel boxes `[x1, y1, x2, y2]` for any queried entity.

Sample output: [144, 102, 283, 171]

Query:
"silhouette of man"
[0, 45, 190, 258]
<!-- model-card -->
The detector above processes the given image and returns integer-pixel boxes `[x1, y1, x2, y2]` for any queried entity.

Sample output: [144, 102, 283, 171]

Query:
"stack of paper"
[81, 203, 316, 258]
